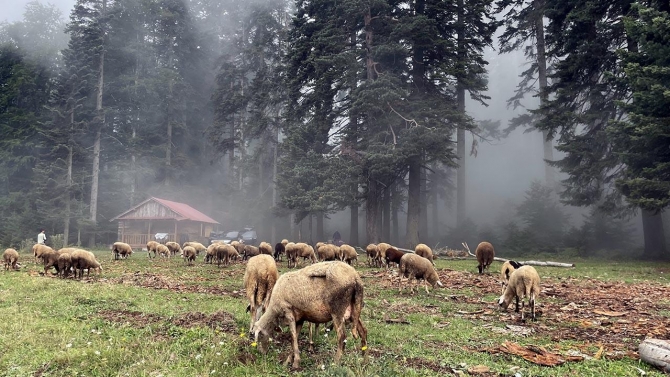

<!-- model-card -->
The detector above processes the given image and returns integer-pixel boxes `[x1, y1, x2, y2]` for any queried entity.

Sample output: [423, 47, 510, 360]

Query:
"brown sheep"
[205, 244, 217, 264]
[287, 243, 317, 268]
[70, 249, 102, 279]
[475, 241, 495, 274]
[32, 244, 54, 263]
[414, 243, 435, 265]
[182, 246, 197, 265]
[111, 242, 133, 260]
[376, 242, 393, 267]
[227, 246, 241, 263]
[165, 241, 182, 256]
[183, 242, 206, 255]
[57, 253, 72, 278]
[156, 244, 170, 258]
[244, 254, 278, 333]
[399, 253, 443, 294]
[258, 242, 273, 256]
[500, 260, 523, 294]
[274, 242, 285, 261]
[214, 244, 236, 266]
[3, 248, 19, 271]
[146, 241, 159, 258]
[252, 261, 367, 369]
[316, 244, 341, 262]
[499, 265, 540, 321]
[365, 244, 378, 267]
[230, 240, 245, 255]
[339, 244, 358, 266]
[41, 249, 62, 275]
[244, 245, 261, 261]
[384, 247, 405, 268]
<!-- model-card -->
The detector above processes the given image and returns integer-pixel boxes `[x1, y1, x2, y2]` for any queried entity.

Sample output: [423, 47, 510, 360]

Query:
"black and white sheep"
[244, 254, 278, 333]
[498, 265, 540, 321]
[500, 260, 523, 294]
[252, 261, 368, 369]
[398, 253, 444, 294]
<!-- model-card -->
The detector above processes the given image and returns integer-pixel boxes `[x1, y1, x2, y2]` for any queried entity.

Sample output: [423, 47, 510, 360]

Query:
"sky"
[1, 0, 75, 23]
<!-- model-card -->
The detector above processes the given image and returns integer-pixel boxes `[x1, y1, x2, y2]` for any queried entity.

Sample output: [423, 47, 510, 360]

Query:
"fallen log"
[639, 338, 670, 373]
[462, 242, 575, 268]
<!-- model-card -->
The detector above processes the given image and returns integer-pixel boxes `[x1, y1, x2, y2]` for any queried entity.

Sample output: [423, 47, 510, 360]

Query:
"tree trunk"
[165, 80, 173, 186]
[271, 112, 280, 243]
[391, 182, 399, 245]
[419, 163, 428, 241]
[88, 0, 106, 248]
[316, 212, 324, 243]
[382, 186, 391, 242]
[406, 157, 421, 248]
[456, 0, 466, 227]
[534, 2, 554, 186]
[366, 179, 379, 244]
[350, 202, 359, 246]
[641, 209, 668, 260]
[64, 144, 72, 247]
[431, 168, 439, 242]
[348, 29, 359, 248]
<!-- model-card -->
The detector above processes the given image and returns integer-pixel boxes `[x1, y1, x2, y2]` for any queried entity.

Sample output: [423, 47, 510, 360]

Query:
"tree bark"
[419, 163, 428, 240]
[316, 212, 324, 243]
[456, 0, 466, 227]
[350, 202, 359, 246]
[348, 29, 359, 248]
[406, 157, 421, 248]
[64, 144, 72, 247]
[534, 1, 554, 186]
[391, 182, 399, 245]
[382, 186, 391, 242]
[641, 209, 668, 260]
[366, 179, 379, 244]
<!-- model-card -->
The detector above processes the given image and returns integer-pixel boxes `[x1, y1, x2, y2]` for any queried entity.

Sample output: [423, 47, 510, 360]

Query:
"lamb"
[244, 254, 279, 333]
[287, 243, 317, 268]
[365, 244, 378, 267]
[252, 261, 367, 369]
[156, 244, 170, 258]
[146, 241, 159, 258]
[339, 244, 358, 265]
[111, 242, 133, 260]
[182, 246, 197, 265]
[475, 241, 495, 274]
[32, 244, 54, 263]
[384, 247, 405, 268]
[316, 244, 341, 262]
[165, 241, 182, 256]
[500, 260, 523, 294]
[274, 242, 285, 261]
[498, 265, 540, 321]
[414, 243, 435, 265]
[398, 253, 444, 294]
[258, 242, 273, 256]
[183, 242, 206, 255]
[3, 248, 19, 271]
[70, 249, 102, 279]
[244, 245, 261, 260]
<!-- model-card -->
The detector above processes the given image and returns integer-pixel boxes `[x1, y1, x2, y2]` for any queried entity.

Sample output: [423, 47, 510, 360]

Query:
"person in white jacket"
[37, 229, 46, 245]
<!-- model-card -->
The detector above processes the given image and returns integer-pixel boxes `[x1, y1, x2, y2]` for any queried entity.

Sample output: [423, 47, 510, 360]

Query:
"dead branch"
[461, 242, 575, 268]
[387, 102, 418, 128]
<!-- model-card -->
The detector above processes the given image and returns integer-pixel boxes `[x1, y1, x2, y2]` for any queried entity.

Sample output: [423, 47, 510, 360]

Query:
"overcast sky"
[1, 0, 75, 23]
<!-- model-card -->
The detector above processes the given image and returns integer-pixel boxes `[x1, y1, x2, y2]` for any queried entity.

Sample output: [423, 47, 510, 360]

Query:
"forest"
[0, 0, 668, 259]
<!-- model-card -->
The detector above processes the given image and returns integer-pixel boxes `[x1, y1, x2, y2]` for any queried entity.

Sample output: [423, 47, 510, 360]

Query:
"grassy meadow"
[0, 248, 669, 377]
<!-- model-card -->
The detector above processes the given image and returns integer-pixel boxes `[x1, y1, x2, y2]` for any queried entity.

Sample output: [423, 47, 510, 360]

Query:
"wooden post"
[174, 221, 178, 243]
[200, 223, 203, 237]
[148, 221, 152, 242]
[121, 220, 125, 243]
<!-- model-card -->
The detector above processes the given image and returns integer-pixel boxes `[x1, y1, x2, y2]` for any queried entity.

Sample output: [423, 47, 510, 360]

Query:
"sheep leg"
[308, 323, 318, 352]
[514, 296, 520, 312]
[332, 317, 346, 364]
[530, 294, 536, 321]
[286, 319, 301, 369]
[423, 280, 429, 294]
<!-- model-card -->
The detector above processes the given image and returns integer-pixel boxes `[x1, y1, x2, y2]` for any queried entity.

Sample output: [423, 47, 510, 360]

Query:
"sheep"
[146, 241, 159, 258]
[384, 247, 405, 268]
[376, 242, 393, 267]
[156, 244, 170, 258]
[339, 244, 358, 266]
[32, 244, 54, 263]
[227, 246, 241, 263]
[183, 242, 206, 255]
[365, 244, 378, 267]
[111, 242, 133, 260]
[215, 244, 237, 266]
[205, 244, 217, 264]
[252, 261, 367, 369]
[500, 260, 523, 294]
[243, 245, 261, 261]
[258, 242, 273, 256]
[244, 254, 278, 333]
[316, 244, 341, 262]
[57, 252, 72, 278]
[475, 241, 495, 274]
[281, 239, 289, 246]
[70, 249, 102, 279]
[398, 253, 444, 294]
[3, 248, 19, 271]
[274, 242, 285, 262]
[414, 243, 435, 266]
[498, 265, 540, 321]
[41, 248, 62, 275]
[287, 243, 316, 268]
[165, 241, 182, 256]
[182, 246, 197, 265]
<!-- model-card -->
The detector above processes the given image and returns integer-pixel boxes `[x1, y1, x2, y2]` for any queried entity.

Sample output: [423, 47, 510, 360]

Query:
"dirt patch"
[98, 309, 163, 327]
[97, 309, 238, 334]
[107, 272, 243, 297]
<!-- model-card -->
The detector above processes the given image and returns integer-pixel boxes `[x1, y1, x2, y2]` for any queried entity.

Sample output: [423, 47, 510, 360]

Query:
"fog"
[0, 0, 74, 22]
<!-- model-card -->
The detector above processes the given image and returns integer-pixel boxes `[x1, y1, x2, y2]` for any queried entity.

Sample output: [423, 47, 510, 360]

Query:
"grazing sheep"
[281, 239, 289, 246]
[287, 243, 317, 268]
[258, 242, 273, 256]
[182, 246, 197, 265]
[414, 243, 435, 265]
[384, 247, 405, 268]
[243, 245, 261, 261]
[57, 252, 72, 278]
[205, 244, 217, 264]
[70, 249, 102, 279]
[214, 244, 234, 266]
[230, 240, 245, 256]
[227, 246, 241, 263]
[244, 254, 279, 333]
[3, 248, 19, 271]
[146, 241, 159, 258]
[399, 253, 443, 294]
[41, 249, 62, 275]
[498, 265, 540, 321]
[500, 260, 523, 294]
[316, 244, 341, 262]
[165, 241, 182, 256]
[365, 244, 378, 267]
[376, 243, 393, 267]
[183, 242, 206, 255]
[340, 244, 358, 265]
[252, 261, 367, 369]
[274, 242, 285, 262]
[156, 244, 170, 258]
[32, 244, 54, 263]
[475, 241, 495, 274]
[111, 242, 133, 260]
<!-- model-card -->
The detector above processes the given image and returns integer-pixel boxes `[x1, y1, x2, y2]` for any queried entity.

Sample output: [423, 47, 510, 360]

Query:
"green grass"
[0, 250, 668, 376]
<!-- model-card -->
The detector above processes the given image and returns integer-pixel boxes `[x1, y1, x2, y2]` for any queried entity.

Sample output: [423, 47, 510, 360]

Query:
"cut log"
[639, 338, 670, 373]
[462, 242, 575, 268]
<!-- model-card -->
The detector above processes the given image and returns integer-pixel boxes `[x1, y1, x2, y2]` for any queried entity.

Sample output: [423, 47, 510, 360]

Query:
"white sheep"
[252, 261, 368, 369]
[398, 253, 443, 294]
[498, 265, 540, 321]
[244, 254, 278, 333]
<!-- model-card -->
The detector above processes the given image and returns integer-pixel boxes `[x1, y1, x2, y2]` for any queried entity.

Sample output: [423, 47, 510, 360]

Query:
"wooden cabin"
[111, 197, 220, 249]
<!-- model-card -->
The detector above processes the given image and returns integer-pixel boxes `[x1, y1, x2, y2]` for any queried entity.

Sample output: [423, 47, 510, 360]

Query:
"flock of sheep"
[2, 237, 541, 369]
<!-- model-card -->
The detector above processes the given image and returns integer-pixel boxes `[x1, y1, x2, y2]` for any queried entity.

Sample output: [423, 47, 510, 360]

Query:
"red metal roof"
[111, 197, 219, 224]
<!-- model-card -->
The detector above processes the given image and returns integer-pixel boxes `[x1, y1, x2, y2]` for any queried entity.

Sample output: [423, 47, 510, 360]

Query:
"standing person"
[37, 229, 47, 245]
[333, 230, 342, 246]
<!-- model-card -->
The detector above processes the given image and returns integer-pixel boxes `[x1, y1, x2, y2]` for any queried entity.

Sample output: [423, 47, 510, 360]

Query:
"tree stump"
[639, 338, 670, 373]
